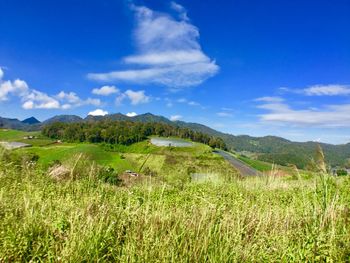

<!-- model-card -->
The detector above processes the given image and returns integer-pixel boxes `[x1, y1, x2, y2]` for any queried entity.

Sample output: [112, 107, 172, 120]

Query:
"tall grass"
[0, 151, 350, 261]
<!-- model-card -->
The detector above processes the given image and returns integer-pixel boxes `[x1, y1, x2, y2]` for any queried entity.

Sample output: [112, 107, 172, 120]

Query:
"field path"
[214, 150, 262, 177]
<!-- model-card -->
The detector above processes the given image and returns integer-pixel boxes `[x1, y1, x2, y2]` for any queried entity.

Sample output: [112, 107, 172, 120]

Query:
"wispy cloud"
[280, 84, 350, 96]
[255, 96, 285, 102]
[303, 84, 350, 96]
[221, 107, 234, 111]
[257, 100, 350, 127]
[217, 112, 233, 117]
[170, 1, 189, 21]
[177, 97, 201, 107]
[88, 3, 218, 89]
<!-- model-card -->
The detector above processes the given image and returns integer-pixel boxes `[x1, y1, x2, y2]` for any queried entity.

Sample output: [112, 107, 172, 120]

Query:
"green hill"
[1, 113, 350, 168]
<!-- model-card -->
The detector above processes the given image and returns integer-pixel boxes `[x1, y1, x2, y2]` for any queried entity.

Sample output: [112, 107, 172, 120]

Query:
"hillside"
[1, 113, 350, 167]
[1, 144, 349, 261]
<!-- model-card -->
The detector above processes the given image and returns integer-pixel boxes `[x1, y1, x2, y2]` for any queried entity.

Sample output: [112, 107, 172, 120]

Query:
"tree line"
[42, 121, 227, 149]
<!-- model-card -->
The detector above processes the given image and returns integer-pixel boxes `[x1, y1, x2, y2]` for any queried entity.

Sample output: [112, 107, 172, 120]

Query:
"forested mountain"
[43, 115, 83, 124]
[1, 113, 350, 167]
[22, 117, 40, 125]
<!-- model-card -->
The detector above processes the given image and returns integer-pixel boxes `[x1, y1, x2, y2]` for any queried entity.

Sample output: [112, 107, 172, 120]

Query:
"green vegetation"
[2, 112, 350, 169]
[1, 128, 350, 261]
[1, 148, 350, 261]
[42, 120, 227, 149]
[0, 129, 53, 146]
[336, 169, 348, 176]
[0, 129, 39, 141]
[237, 154, 273, 171]
[21, 143, 132, 171]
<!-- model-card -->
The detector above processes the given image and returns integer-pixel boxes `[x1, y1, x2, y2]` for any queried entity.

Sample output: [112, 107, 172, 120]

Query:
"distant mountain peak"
[43, 115, 83, 124]
[22, 116, 41, 125]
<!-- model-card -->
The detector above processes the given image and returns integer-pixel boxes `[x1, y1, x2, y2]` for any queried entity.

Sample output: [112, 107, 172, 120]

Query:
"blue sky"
[1, 0, 350, 144]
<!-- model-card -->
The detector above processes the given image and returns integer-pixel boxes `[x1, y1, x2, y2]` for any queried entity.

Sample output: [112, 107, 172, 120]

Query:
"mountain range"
[1, 113, 349, 168]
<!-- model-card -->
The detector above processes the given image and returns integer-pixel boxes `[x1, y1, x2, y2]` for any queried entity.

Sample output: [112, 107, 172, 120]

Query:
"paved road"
[214, 150, 262, 177]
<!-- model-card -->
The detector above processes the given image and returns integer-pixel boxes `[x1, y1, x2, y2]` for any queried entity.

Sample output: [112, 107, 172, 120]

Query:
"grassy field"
[0, 129, 53, 146]
[0, 151, 349, 261]
[20, 143, 132, 171]
[0, 129, 40, 141]
[237, 154, 273, 171]
[12, 135, 238, 183]
[1, 129, 349, 261]
[0, 130, 254, 181]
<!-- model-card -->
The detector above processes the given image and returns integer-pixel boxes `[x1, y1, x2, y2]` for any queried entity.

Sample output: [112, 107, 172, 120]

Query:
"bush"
[98, 167, 121, 185]
[336, 169, 348, 176]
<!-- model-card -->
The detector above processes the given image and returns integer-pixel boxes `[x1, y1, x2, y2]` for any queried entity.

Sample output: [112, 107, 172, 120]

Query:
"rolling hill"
[1, 113, 350, 168]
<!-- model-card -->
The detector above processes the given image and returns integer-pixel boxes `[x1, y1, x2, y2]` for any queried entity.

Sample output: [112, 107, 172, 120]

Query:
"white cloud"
[177, 97, 201, 107]
[115, 93, 126, 106]
[56, 91, 80, 103]
[84, 98, 101, 106]
[0, 79, 29, 101]
[303, 84, 350, 96]
[170, 1, 189, 21]
[92, 85, 119, 96]
[62, 104, 72, 110]
[257, 100, 350, 127]
[88, 109, 108, 116]
[22, 101, 34, 110]
[170, 115, 183, 121]
[116, 89, 150, 105]
[88, 4, 218, 89]
[23, 90, 60, 109]
[0, 69, 101, 110]
[280, 84, 350, 96]
[126, 112, 137, 117]
[125, 90, 150, 105]
[55, 91, 101, 109]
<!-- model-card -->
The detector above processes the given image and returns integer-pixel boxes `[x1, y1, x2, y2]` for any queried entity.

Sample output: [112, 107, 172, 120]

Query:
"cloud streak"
[280, 84, 350, 96]
[88, 3, 218, 89]
[257, 100, 350, 127]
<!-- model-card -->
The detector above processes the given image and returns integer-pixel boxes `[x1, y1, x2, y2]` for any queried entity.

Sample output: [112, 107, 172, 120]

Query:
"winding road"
[214, 150, 262, 177]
